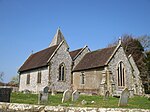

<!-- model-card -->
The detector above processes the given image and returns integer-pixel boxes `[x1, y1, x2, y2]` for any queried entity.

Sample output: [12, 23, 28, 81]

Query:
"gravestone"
[118, 88, 129, 107]
[38, 92, 49, 104]
[62, 89, 72, 103]
[38, 87, 49, 104]
[103, 91, 109, 100]
[72, 90, 79, 102]
[129, 89, 134, 98]
[43, 86, 49, 93]
[0, 88, 12, 102]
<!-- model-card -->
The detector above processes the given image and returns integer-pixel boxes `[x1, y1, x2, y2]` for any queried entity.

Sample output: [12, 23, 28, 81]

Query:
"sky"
[0, 0, 150, 82]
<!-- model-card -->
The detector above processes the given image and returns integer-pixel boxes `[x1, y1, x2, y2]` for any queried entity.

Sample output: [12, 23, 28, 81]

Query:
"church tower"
[49, 28, 69, 49]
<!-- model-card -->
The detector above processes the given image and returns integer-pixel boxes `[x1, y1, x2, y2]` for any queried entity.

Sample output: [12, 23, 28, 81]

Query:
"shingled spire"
[49, 28, 69, 48]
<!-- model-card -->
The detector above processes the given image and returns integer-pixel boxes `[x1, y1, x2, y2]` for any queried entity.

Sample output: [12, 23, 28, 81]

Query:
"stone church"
[18, 28, 144, 96]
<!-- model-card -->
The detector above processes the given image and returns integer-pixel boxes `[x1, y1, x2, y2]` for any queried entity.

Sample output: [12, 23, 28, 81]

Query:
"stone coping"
[0, 102, 150, 112]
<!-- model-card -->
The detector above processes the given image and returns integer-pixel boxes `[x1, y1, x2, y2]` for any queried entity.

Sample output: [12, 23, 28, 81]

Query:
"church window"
[81, 72, 85, 84]
[37, 71, 42, 83]
[26, 74, 30, 84]
[117, 61, 125, 86]
[59, 63, 65, 81]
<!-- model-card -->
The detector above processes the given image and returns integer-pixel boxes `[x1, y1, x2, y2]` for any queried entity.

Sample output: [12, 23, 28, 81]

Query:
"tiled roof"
[19, 45, 58, 72]
[69, 48, 83, 60]
[73, 46, 117, 71]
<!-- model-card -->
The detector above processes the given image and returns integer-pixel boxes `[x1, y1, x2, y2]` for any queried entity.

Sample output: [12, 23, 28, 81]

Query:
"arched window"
[117, 62, 125, 87]
[59, 63, 65, 81]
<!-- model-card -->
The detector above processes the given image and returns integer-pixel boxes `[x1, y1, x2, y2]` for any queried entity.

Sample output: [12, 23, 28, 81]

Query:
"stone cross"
[62, 89, 72, 103]
[103, 91, 109, 100]
[72, 90, 79, 102]
[118, 88, 129, 107]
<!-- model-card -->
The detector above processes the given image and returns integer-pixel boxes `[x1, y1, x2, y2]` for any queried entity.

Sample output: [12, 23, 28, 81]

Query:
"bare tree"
[10, 75, 19, 84]
[138, 35, 150, 52]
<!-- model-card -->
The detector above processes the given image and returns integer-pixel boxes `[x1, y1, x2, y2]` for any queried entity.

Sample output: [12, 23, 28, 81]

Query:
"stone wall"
[50, 42, 72, 92]
[72, 45, 143, 96]
[128, 55, 144, 95]
[108, 46, 133, 91]
[19, 67, 49, 93]
[0, 102, 149, 112]
[73, 68, 104, 94]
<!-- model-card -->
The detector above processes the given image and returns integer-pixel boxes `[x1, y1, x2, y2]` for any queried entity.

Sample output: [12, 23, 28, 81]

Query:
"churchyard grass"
[10, 92, 150, 109]
[11, 92, 38, 104]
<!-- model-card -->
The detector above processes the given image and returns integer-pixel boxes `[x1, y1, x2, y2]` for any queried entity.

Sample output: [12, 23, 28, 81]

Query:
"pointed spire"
[49, 27, 69, 48]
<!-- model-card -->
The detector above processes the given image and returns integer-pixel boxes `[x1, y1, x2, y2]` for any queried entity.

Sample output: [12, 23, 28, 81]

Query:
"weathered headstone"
[103, 91, 109, 100]
[72, 90, 79, 101]
[38, 92, 49, 104]
[129, 89, 134, 98]
[118, 88, 129, 107]
[38, 87, 49, 104]
[43, 86, 49, 93]
[62, 89, 72, 103]
[0, 88, 12, 102]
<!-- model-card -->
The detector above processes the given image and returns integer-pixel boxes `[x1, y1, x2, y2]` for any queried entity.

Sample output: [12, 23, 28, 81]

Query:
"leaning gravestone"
[62, 89, 72, 103]
[38, 87, 49, 104]
[72, 90, 79, 101]
[0, 88, 12, 102]
[103, 91, 109, 100]
[118, 88, 129, 107]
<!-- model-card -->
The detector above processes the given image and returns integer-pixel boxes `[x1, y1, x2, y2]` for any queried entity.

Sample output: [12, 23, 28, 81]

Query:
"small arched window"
[59, 63, 65, 81]
[117, 61, 125, 87]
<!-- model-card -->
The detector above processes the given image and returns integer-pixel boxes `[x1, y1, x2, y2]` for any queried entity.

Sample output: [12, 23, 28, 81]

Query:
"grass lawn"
[10, 93, 150, 109]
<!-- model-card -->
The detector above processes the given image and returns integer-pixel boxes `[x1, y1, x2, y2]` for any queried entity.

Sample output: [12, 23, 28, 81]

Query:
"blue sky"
[0, 0, 150, 82]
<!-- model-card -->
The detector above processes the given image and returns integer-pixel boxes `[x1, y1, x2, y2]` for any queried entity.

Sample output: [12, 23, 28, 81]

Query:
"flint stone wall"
[0, 102, 150, 112]
[19, 67, 49, 93]
[128, 55, 143, 95]
[108, 46, 133, 91]
[50, 42, 72, 92]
